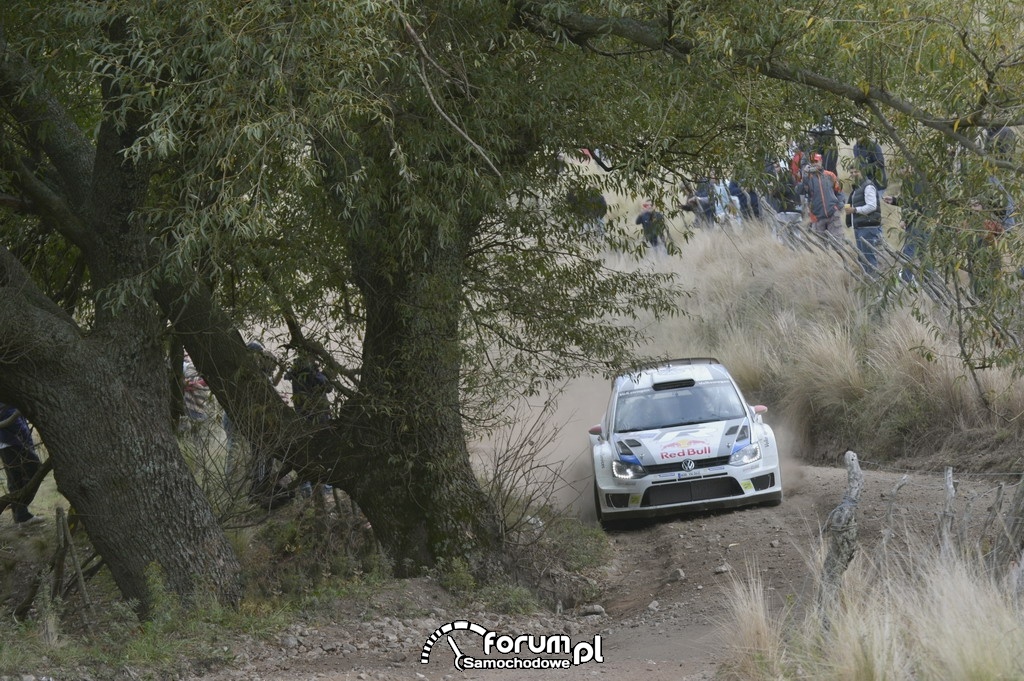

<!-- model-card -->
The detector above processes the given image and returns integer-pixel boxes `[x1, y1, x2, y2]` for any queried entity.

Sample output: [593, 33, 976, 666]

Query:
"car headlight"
[612, 459, 647, 480]
[729, 442, 761, 465]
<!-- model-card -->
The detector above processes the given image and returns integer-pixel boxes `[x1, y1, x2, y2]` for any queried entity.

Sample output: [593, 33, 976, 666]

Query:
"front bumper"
[595, 466, 782, 520]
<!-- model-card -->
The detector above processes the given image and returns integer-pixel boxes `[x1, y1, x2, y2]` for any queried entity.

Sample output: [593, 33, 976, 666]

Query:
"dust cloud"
[469, 375, 610, 522]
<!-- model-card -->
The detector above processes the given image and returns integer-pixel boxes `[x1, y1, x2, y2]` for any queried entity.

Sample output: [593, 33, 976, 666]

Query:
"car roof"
[612, 358, 733, 392]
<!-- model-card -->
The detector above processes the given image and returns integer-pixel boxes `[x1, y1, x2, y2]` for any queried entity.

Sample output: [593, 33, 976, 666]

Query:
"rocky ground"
[153, 458, 995, 681]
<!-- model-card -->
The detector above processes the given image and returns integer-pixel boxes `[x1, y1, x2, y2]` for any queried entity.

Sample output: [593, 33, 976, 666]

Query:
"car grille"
[752, 472, 775, 491]
[643, 477, 744, 506]
[645, 455, 731, 475]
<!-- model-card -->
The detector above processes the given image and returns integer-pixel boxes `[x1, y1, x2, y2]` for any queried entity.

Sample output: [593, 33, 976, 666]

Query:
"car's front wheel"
[593, 481, 604, 525]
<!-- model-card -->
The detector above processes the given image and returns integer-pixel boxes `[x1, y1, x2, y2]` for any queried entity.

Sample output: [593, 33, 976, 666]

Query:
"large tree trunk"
[41, 347, 243, 614]
[0, 252, 242, 615]
[347, 215, 504, 577]
[157, 225, 506, 578]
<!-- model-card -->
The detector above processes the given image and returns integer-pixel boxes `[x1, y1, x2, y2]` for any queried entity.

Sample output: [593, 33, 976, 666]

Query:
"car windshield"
[613, 381, 746, 432]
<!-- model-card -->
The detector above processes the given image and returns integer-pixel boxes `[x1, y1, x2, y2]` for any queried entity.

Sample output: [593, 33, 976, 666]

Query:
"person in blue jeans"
[0, 403, 43, 525]
[845, 163, 883, 277]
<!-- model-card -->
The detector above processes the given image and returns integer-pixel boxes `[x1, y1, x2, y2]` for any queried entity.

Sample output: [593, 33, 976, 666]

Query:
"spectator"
[729, 179, 760, 220]
[765, 162, 800, 213]
[986, 126, 1017, 162]
[747, 186, 762, 220]
[182, 354, 209, 422]
[685, 179, 717, 228]
[567, 185, 608, 239]
[809, 116, 840, 175]
[712, 175, 734, 222]
[286, 356, 333, 425]
[884, 171, 931, 285]
[798, 155, 845, 241]
[225, 342, 294, 510]
[788, 140, 806, 184]
[224, 341, 280, 470]
[585, 147, 613, 171]
[853, 137, 888, 199]
[180, 353, 210, 442]
[844, 161, 883, 276]
[966, 178, 1015, 298]
[764, 162, 802, 238]
[636, 200, 668, 250]
[0, 404, 43, 525]
[808, 153, 842, 229]
[283, 355, 334, 499]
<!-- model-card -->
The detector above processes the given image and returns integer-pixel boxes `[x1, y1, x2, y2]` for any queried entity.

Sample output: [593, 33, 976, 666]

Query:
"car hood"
[611, 417, 749, 466]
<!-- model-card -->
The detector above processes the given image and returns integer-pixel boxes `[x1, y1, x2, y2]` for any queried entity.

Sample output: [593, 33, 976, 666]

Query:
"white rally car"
[589, 358, 782, 523]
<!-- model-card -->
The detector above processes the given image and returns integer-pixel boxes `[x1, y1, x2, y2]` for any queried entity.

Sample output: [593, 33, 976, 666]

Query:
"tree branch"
[0, 147, 94, 252]
[0, 27, 95, 209]
[515, 0, 694, 57]
[515, 2, 1024, 173]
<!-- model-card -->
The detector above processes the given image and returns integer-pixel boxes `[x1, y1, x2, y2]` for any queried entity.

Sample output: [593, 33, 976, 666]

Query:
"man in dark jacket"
[853, 137, 888, 199]
[0, 404, 43, 525]
[636, 200, 667, 249]
[809, 116, 840, 175]
[845, 163, 883, 276]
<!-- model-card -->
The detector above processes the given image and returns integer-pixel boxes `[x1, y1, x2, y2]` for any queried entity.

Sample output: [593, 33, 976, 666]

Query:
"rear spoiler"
[613, 357, 720, 384]
[625, 357, 720, 373]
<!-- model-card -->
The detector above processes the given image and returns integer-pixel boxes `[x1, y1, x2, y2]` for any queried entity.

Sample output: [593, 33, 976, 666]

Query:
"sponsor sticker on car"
[660, 439, 712, 459]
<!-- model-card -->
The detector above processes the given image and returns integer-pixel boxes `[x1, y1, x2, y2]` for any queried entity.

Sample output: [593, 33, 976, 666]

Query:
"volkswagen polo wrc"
[589, 358, 782, 522]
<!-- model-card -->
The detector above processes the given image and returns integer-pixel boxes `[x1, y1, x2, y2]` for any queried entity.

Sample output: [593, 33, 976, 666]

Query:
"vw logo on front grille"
[682, 459, 695, 471]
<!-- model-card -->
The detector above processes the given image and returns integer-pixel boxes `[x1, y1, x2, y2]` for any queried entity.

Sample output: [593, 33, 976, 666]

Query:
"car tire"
[593, 481, 605, 525]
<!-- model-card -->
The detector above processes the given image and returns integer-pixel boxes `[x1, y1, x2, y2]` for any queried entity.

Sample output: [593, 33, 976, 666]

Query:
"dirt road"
[194, 460, 984, 681]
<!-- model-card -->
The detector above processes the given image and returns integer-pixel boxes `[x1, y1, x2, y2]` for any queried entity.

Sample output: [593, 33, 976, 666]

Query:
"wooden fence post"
[817, 450, 864, 631]
[990, 474, 1024, 598]
[880, 474, 908, 555]
[938, 467, 956, 558]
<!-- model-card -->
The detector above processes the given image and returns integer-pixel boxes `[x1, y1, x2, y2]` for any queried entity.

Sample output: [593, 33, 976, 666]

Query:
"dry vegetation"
[721, 540, 1024, 680]
[644, 216, 1024, 472]
[646, 217, 1024, 679]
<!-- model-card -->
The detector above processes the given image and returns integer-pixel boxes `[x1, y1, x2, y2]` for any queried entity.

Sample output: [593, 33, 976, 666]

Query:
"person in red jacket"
[798, 155, 845, 240]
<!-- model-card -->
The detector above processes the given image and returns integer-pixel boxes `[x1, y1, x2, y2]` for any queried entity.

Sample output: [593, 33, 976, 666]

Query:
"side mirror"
[588, 424, 603, 437]
[753, 405, 768, 414]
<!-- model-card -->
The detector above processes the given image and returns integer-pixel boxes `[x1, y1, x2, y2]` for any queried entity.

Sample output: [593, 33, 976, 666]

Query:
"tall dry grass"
[652, 222, 1024, 678]
[721, 540, 1024, 680]
[645, 221, 1024, 466]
